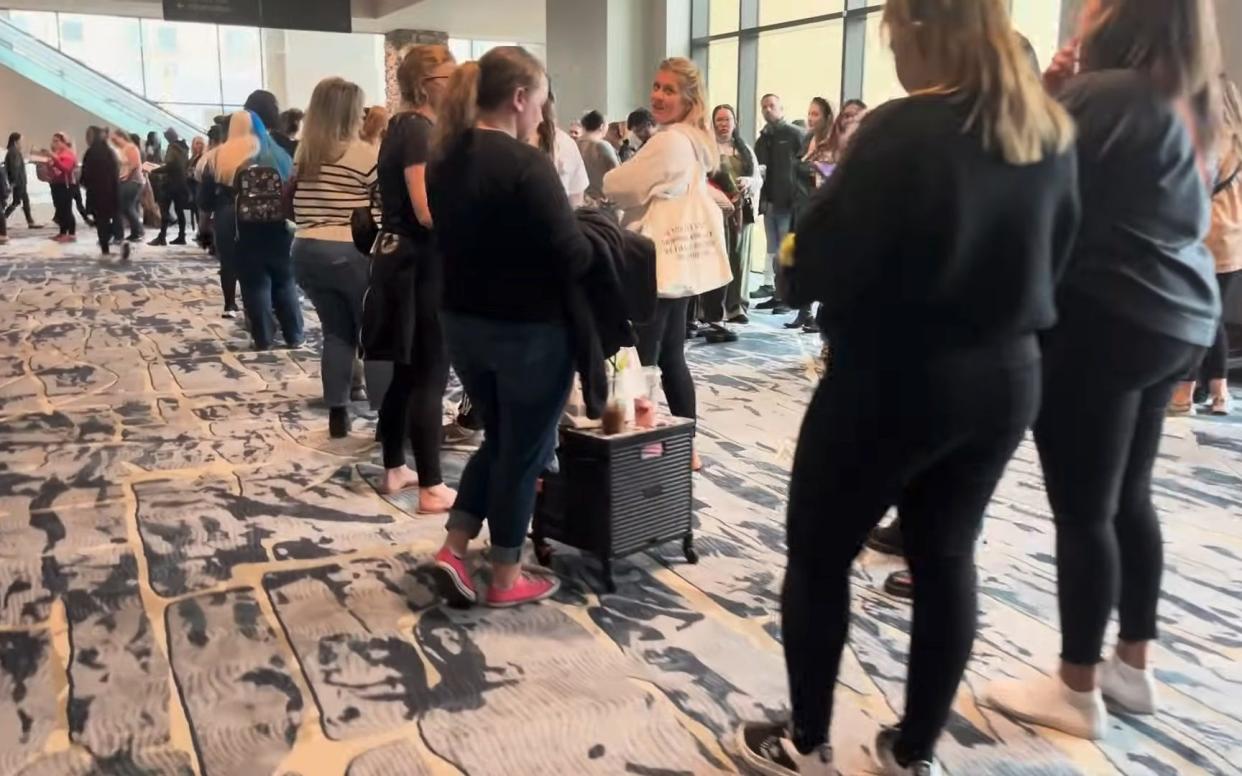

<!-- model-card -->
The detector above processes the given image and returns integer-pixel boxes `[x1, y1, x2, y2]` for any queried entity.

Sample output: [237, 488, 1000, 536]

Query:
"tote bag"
[637, 132, 732, 298]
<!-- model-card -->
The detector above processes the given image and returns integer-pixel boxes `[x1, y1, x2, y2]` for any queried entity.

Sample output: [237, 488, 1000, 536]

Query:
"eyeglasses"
[423, 75, 451, 83]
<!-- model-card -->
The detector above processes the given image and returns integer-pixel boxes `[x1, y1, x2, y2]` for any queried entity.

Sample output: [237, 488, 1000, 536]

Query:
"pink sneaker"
[433, 547, 478, 607]
[486, 572, 561, 608]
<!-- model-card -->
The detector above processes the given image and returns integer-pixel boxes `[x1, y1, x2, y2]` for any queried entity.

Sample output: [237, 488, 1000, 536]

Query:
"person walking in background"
[4, 133, 40, 229]
[143, 131, 163, 165]
[46, 132, 78, 243]
[203, 110, 302, 350]
[605, 57, 724, 473]
[1169, 74, 1242, 417]
[291, 77, 381, 439]
[754, 93, 806, 310]
[187, 135, 205, 233]
[985, 0, 1224, 739]
[110, 132, 146, 243]
[362, 44, 457, 513]
[360, 105, 390, 146]
[426, 46, 590, 609]
[279, 109, 304, 156]
[697, 103, 761, 343]
[80, 126, 121, 258]
[544, 91, 588, 208]
[577, 110, 619, 208]
[733, 0, 1080, 771]
[619, 108, 657, 162]
[150, 128, 191, 246]
[198, 124, 240, 318]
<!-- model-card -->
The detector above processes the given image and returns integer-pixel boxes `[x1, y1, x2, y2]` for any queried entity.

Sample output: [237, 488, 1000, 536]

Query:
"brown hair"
[398, 43, 455, 107]
[537, 88, 558, 163]
[883, 0, 1075, 165]
[434, 46, 546, 154]
[1079, 0, 1222, 149]
[360, 105, 390, 144]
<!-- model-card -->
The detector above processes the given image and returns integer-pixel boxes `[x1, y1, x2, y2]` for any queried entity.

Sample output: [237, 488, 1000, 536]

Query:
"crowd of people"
[0, 0, 1240, 773]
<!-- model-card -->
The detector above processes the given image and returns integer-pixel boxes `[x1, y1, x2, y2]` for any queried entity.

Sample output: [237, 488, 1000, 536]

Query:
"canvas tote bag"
[637, 128, 732, 299]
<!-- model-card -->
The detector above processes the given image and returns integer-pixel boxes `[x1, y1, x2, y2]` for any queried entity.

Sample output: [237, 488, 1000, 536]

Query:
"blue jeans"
[763, 207, 794, 288]
[443, 313, 573, 564]
[292, 237, 369, 407]
[235, 222, 303, 350]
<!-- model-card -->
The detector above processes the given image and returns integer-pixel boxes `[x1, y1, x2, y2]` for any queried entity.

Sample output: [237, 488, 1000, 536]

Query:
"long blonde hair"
[295, 77, 365, 179]
[398, 43, 455, 108]
[883, 0, 1075, 165]
[212, 111, 260, 185]
[657, 57, 717, 171]
[1220, 76, 1242, 167]
[434, 46, 546, 155]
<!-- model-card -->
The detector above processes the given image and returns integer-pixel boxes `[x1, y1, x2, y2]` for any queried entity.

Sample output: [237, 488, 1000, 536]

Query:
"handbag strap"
[1214, 162, 1241, 197]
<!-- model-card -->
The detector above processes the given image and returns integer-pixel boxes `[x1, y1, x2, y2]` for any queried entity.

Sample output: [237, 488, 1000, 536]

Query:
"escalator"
[0, 16, 203, 139]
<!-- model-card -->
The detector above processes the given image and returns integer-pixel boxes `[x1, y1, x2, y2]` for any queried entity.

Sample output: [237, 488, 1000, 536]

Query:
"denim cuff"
[446, 508, 484, 539]
[488, 542, 524, 565]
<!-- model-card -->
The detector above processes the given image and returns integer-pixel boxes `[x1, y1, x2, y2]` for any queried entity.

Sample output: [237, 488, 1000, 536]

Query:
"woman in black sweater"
[984, 0, 1223, 741]
[426, 47, 591, 610]
[734, 1, 1079, 774]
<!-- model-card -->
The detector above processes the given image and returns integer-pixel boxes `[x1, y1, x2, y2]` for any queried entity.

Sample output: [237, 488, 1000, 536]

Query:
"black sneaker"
[728, 313, 750, 325]
[755, 298, 783, 311]
[170, 235, 187, 245]
[784, 311, 812, 329]
[875, 727, 942, 776]
[884, 569, 913, 600]
[119, 242, 132, 265]
[329, 407, 351, 439]
[749, 284, 775, 299]
[704, 324, 738, 344]
[866, 520, 903, 556]
[735, 721, 836, 775]
[148, 236, 167, 247]
[772, 304, 792, 315]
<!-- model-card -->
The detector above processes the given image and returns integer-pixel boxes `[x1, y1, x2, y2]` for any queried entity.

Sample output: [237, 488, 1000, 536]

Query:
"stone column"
[383, 29, 450, 112]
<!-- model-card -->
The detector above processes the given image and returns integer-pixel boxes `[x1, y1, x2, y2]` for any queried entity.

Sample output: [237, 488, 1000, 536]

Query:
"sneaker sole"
[486, 577, 562, 608]
[432, 561, 477, 607]
[732, 726, 808, 776]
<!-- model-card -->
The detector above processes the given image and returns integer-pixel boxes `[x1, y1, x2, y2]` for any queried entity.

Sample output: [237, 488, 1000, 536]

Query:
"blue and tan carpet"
[0, 230, 1240, 776]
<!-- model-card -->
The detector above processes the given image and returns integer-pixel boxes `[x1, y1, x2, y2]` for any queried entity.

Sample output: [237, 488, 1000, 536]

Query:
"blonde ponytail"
[434, 61, 481, 155]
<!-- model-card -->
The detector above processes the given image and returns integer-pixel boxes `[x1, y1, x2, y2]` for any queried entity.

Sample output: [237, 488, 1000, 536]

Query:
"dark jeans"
[1036, 300, 1202, 665]
[443, 313, 573, 565]
[635, 297, 696, 421]
[50, 183, 75, 235]
[784, 337, 1039, 763]
[214, 204, 240, 311]
[234, 222, 302, 350]
[1185, 270, 1239, 383]
[157, 190, 188, 240]
[292, 238, 369, 408]
[119, 180, 144, 238]
[4, 185, 34, 225]
[94, 215, 115, 254]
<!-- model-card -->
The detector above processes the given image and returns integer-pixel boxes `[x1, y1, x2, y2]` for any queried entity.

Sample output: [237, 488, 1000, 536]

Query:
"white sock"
[984, 671, 1108, 740]
[1101, 654, 1157, 714]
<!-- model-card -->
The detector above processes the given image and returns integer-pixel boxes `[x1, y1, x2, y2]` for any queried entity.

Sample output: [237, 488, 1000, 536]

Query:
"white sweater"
[603, 124, 716, 227]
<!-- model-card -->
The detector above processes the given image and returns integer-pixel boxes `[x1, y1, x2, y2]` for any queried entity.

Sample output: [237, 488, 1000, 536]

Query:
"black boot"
[329, 407, 351, 438]
[783, 309, 813, 329]
[866, 519, 903, 556]
[149, 234, 167, 246]
[170, 233, 187, 245]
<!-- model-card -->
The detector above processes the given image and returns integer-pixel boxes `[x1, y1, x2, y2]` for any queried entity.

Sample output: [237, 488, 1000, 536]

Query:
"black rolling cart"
[532, 418, 698, 592]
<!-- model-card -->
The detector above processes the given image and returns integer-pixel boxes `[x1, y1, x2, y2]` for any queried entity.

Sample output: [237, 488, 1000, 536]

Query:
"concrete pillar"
[383, 28, 450, 112]
[1059, 0, 1083, 45]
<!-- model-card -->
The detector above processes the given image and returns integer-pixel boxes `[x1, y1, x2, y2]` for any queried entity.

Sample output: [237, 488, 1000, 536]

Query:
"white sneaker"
[982, 671, 1108, 740]
[874, 727, 942, 776]
[735, 721, 837, 776]
[1100, 654, 1157, 714]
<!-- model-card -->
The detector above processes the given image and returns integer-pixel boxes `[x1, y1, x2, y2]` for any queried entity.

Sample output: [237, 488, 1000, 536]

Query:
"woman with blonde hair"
[203, 110, 302, 350]
[291, 77, 379, 438]
[360, 105, 390, 145]
[425, 46, 590, 609]
[734, 0, 1079, 772]
[985, 0, 1223, 740]
[109, 130, 145, 244]
[362, 44, 457, 511]
[604, 57, 720, 471]
[1170, 74, 1242, 416]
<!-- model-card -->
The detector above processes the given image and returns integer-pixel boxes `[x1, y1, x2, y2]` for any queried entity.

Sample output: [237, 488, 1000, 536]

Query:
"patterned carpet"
[0, 230, 1240, 776]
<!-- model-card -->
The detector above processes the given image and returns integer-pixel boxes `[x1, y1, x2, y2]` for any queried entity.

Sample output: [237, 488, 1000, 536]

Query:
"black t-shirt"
[378, 113, 432, 240]
[427, 129, 592, 323]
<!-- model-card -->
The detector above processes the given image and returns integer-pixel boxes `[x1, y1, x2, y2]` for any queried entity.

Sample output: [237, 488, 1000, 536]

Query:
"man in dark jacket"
[753, 94, 805, 311]
[150, 128, 191, 246]
[0, 156, 9, 244]
[4, 133, 40, 229]
[80, 126, 121, 256]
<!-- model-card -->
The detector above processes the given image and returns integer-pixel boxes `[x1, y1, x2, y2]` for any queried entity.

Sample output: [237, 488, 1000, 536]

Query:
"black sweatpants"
[784, 337, 1039, 763]
[50, 183, 75, 235]
[1184, 271, 1238, 383]
[157, 191, 188, 241]
[1036, 300, 1202, 665]
[94, 215, 115, 254]
[5, 185, 34, 225]
[635, 297, 696, 421]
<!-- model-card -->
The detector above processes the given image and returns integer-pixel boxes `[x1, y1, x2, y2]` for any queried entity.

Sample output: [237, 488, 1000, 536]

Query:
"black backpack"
[235, 165, 286, 224]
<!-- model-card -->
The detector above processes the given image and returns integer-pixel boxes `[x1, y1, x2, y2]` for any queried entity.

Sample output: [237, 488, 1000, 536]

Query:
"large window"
[707, 38, 740, 112]
[862, 11, 902, 107]
[755, 20, 843, 130]
[759, 0, 844, 27]
[1009, 0, 1063, 72]
[1, 9, 265, 130]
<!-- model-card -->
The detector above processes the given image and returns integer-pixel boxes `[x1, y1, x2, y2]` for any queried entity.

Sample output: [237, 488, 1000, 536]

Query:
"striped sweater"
[293, 140, 380, 242]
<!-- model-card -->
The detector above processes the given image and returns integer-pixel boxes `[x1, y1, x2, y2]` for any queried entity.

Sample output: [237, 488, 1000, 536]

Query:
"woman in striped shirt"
[292, 77, 381, 438]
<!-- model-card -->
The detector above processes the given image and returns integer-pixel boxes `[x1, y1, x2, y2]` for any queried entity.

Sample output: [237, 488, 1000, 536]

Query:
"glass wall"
[755, 19, 843, 129]
[2, 9, 265, 130]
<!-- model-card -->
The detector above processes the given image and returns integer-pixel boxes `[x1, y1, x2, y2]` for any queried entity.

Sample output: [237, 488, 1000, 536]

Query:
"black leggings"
[158, 193, 188, 240]
[1185, 270, 1238, 383]
[50, 184, 75, 235]
[378, 267, 449, 486]
[1036, 300, 1201, 665]
[94, 215, 115, 254]
[635, 297, 696, 420]
[784, 339, 1038, 763]
[5, 185, 34, 225]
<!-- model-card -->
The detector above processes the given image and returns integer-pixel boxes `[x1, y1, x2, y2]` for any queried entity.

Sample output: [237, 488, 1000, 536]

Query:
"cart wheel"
[534, 541, 554, 567]
[601, 558, 617, 594]
[683, 534, 699, 565]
